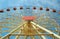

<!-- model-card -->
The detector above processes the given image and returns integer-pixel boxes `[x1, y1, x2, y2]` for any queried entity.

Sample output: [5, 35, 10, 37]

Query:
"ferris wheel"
[0, 2, 60, 39]
[0, 6, 60, 39]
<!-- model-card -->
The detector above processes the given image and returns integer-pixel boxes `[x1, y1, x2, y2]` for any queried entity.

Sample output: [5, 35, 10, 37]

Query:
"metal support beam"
[31, 22, 60, 39]
[1, 22, 26, 39]
[15, 28, 21, 39]
[8, 34, 53, 36]
[32, 24, 46, 39]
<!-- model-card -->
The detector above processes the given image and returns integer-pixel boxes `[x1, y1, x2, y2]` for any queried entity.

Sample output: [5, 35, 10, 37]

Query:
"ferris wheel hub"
[22, 16, 36, 21]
